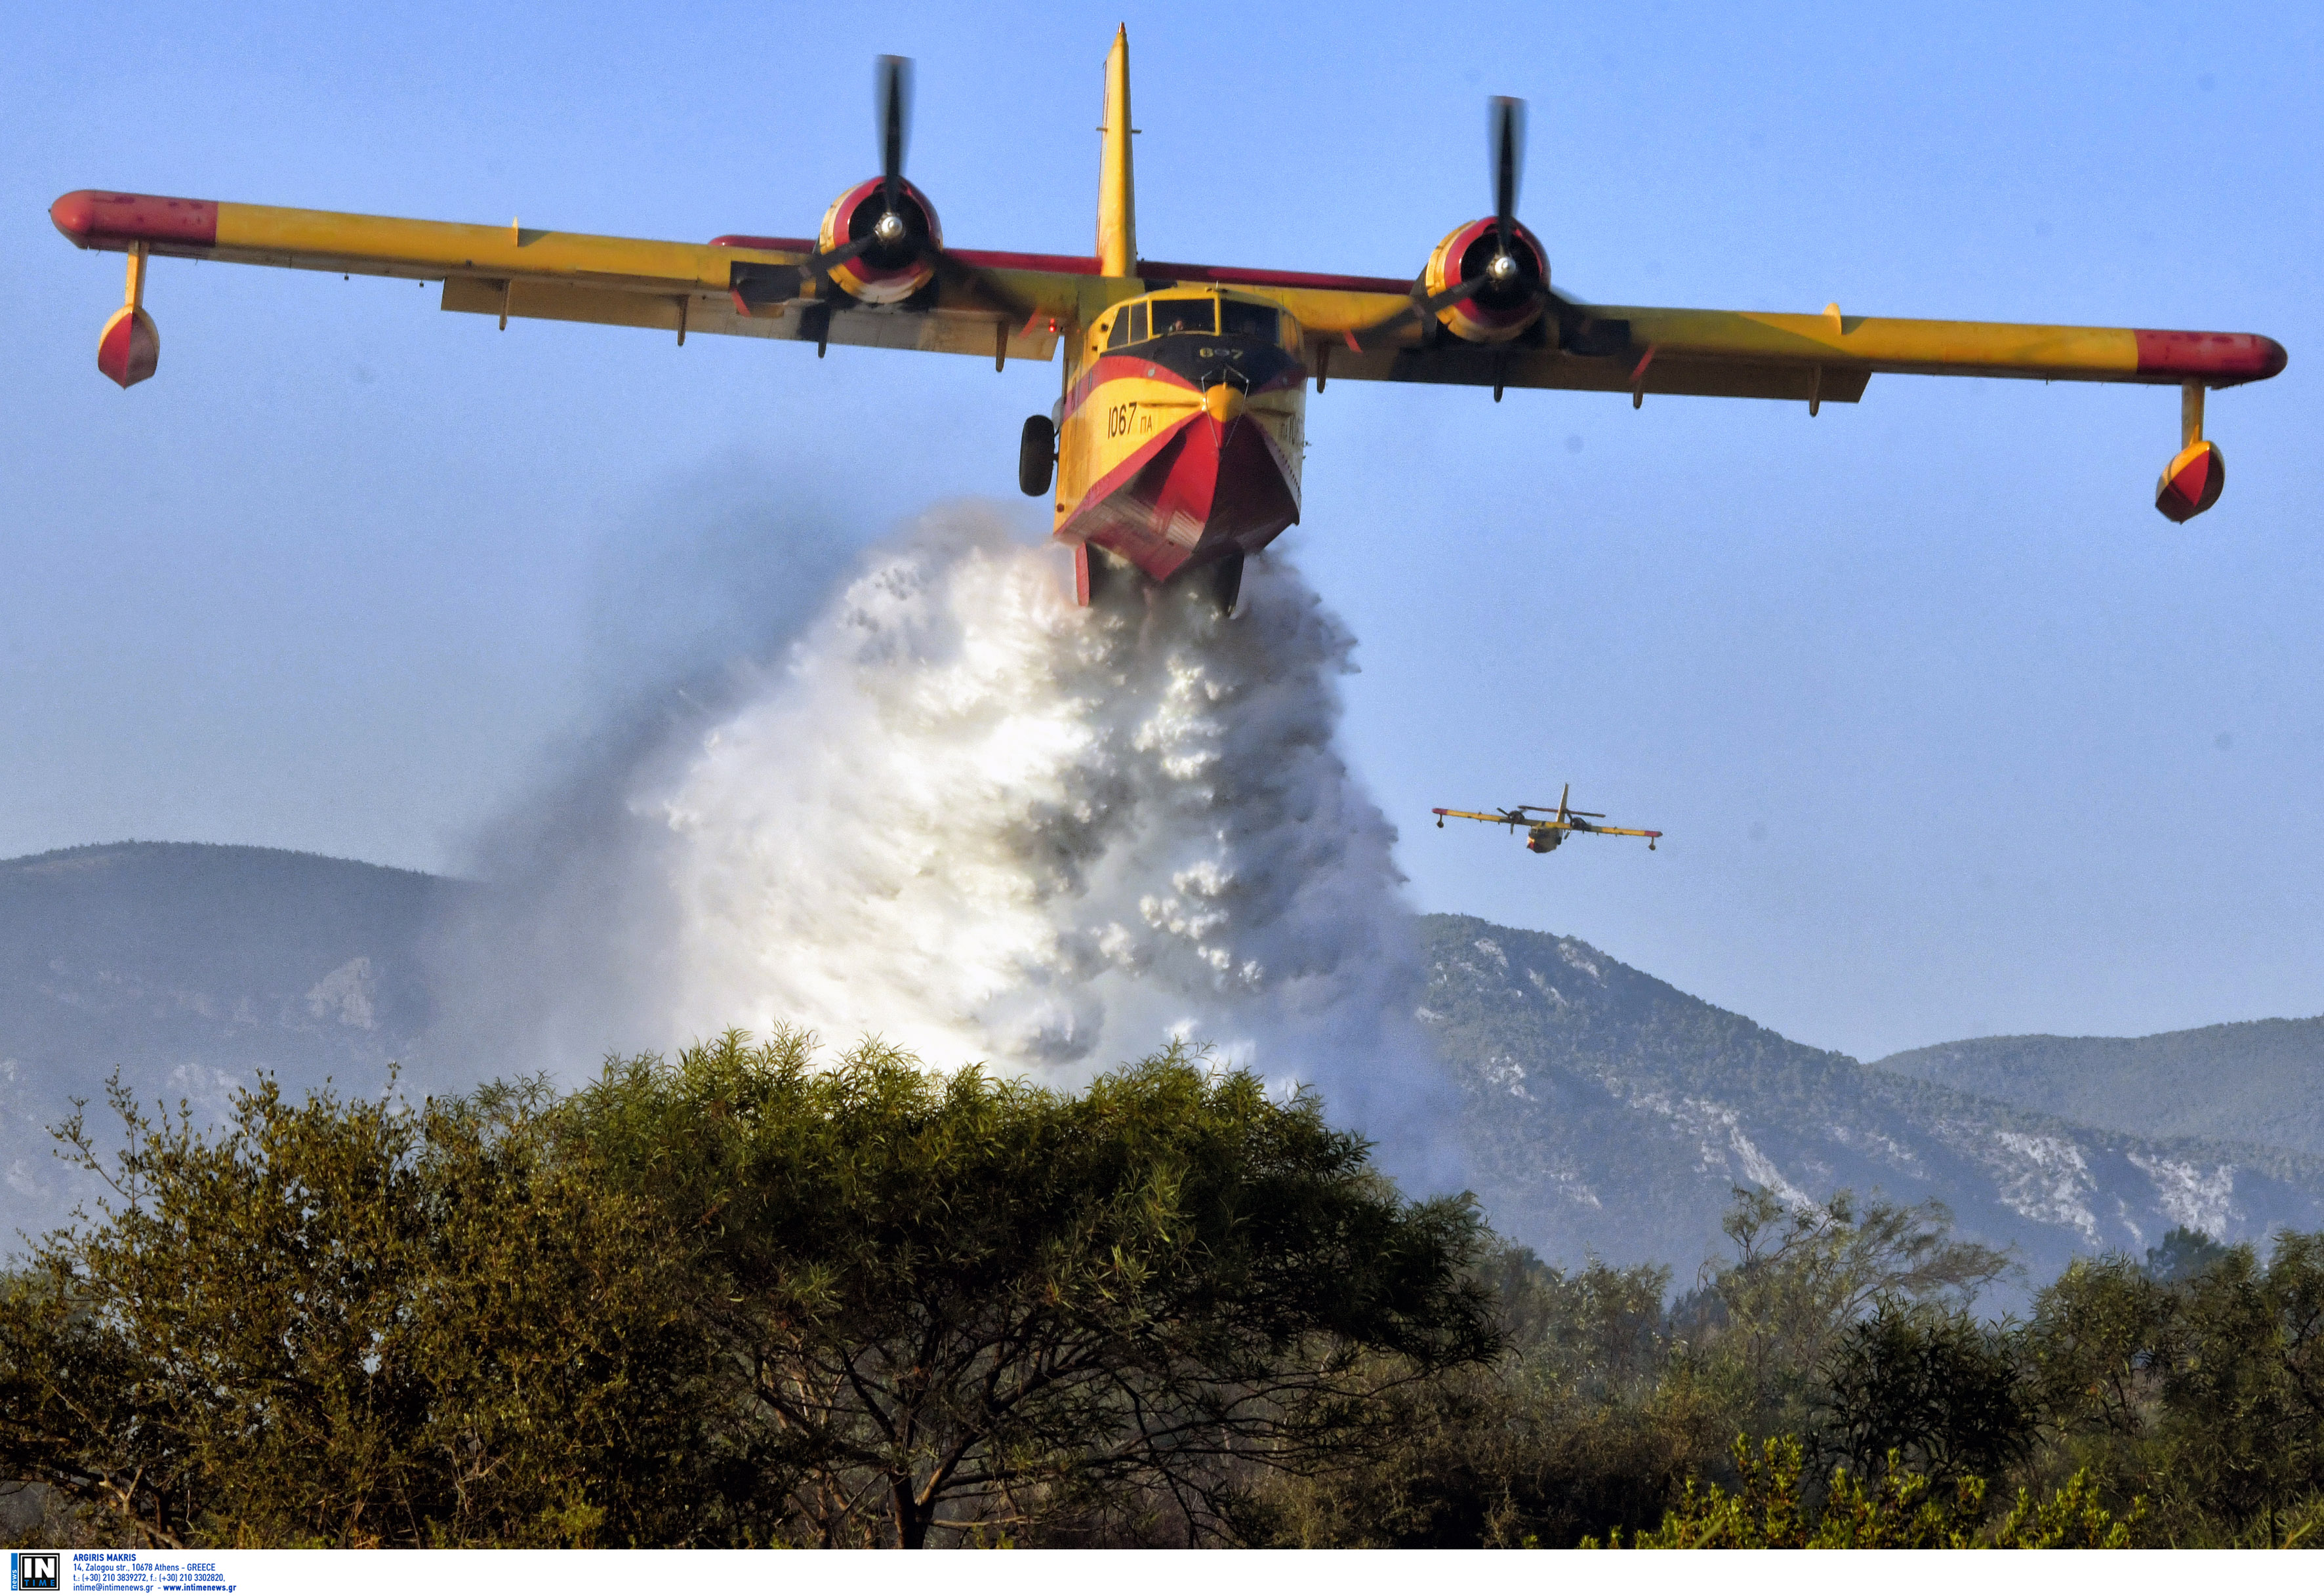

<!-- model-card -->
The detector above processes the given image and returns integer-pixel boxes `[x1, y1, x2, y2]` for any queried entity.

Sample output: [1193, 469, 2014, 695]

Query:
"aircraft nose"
[1203, 384, 1246, 423]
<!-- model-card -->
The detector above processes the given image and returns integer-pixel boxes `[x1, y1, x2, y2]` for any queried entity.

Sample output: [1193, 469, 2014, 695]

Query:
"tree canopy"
[1, 1034, 1498, 1547]
[4, 1033, 2319, 1549]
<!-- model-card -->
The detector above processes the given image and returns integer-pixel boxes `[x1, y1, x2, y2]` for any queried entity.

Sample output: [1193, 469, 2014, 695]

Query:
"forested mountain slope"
[7, 846, 2319, 1292]
[1418, 914, 2324, 1284]
[1873, 1019, 2324, 1158]
[0, 842, 472, 1240]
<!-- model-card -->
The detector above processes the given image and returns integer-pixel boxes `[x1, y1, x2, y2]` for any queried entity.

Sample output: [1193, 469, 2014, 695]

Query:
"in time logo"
[9, 1552, 60, 1593]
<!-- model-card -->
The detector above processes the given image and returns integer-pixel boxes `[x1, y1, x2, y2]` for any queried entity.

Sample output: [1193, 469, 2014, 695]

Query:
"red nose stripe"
[51, 191, 220, 249]
[2134, 329, 2288, 384]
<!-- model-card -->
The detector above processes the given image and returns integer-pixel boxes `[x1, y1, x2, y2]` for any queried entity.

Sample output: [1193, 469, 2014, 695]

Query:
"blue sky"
[3, 0, 2317, 1060]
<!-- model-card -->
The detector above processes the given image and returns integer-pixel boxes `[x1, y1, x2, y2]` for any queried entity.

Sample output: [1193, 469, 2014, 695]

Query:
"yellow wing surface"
[1130, 262, 2283, 403]
[1431, 807, 1662, 840]
[1434, 808, 1531, 827]
[51, 192, 2282, 399]
[49, 191, 1090, 365]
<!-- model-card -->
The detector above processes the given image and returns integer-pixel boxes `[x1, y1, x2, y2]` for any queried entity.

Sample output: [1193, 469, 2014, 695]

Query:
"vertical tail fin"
[1096, 26, 1136, 276]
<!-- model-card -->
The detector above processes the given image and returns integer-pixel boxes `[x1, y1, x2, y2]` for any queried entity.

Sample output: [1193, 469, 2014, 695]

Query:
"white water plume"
[442, 503, 1459, 1183]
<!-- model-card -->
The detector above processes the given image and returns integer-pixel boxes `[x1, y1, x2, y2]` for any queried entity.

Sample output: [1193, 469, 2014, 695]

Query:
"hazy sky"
[5, 1, 2318, 1061]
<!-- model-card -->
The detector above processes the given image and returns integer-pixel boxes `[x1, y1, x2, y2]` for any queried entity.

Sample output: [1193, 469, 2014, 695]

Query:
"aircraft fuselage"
[1053, 289, 1307, 602]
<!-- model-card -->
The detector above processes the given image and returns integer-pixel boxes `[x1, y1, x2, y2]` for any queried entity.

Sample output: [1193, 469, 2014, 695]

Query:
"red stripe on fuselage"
[1065, 350, 1305, 415]
[1069, 409, 1204, 524]
[1063, 408, 1299, 583]
[1064, 352, 1201, 414]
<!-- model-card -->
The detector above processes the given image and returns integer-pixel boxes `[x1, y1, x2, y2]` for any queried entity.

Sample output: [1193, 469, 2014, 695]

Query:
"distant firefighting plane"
[1435, 787, 1663, 855]
[51, 29, 2285, 616]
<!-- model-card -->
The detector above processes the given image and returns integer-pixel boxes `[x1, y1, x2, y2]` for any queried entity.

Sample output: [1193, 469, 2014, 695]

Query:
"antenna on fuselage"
[1097, 26, 1137, 277]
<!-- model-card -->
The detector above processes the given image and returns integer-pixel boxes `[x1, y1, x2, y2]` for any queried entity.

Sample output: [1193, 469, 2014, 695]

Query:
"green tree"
[1600, 1434, 2140, 1548]
[1250, 1247, 1724, 1547]
[2025, 1252, 2168, 1444]
[566, 1031, 1500, 1547]
[1817, 1303, 2033, 1486]
[2028, 1229, 2324, 1543]
[1671, 1188, 2014, 1439]
[0, 1073, 722, 1547]
[2145, 1226, 2231, 1283]
[2151, 1231, 2324, 1534]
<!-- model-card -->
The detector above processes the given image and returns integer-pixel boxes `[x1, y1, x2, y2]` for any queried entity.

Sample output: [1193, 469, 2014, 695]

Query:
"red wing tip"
[2133, 328, 2288, 384]
[49, 190, 97, 243]
[51, 190, 218, 249]
[1430, 808, 1450, 815]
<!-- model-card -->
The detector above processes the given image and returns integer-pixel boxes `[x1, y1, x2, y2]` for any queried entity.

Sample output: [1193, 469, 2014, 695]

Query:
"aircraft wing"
[48, 191, 1111, 365]
[51, 192, 2287, 401]
[1433, 808, 1660, 838]
[1433, 808, 1526, 827]
[1136, 258, 2285, 404]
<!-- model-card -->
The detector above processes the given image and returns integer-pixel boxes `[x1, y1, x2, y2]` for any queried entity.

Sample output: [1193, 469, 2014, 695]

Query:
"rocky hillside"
[1874, 1019, 2324, 1159]
[0, 842, 472, 1243]
[1419, 914, 2324, 1284]
[7, 845, 2319, 1290]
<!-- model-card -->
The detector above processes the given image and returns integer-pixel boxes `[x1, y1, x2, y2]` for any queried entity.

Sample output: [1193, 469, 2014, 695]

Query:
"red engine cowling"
[1423, 217, 1549, 343]
[817, 177, 942, 305]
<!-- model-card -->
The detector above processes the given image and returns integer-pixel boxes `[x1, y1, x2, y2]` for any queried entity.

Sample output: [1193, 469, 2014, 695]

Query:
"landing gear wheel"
[1208, 551, 1246, 617]
[1018, 415, 1055, 497]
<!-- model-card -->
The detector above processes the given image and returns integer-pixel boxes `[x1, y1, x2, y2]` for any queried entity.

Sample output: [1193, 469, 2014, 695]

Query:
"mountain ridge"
[1417, 914, 2324, 1284]
[5, 844, 2318, 1288]
[1872, 1017, 2324, 1159]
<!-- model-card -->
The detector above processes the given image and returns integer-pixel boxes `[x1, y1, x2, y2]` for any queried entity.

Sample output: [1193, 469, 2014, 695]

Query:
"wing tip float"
[44, 31, 2288, 520]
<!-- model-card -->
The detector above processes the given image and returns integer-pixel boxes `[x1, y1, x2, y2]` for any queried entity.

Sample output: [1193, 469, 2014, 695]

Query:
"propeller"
[796, 57, 917, 281]
[785, 54, 1034, 329]
[1351, 94, 1549, 348]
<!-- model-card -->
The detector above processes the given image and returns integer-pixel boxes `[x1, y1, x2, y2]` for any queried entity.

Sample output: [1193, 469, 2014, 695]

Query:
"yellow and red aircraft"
[1435, 787, 1663, 855]
[51, 29, 2286, 615]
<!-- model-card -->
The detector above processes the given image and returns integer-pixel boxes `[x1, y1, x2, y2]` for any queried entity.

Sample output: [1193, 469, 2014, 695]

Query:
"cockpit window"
[1127, 301, 1147, 343]
[1220, 301, 1278, 343]
[1105, 313, 1130, 350]
[1149, 298, 1215, 337]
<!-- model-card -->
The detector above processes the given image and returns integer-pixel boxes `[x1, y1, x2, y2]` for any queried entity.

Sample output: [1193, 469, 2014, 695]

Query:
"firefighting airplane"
[1435, 787, 1663, 855]
[51, 30, 2285, 616]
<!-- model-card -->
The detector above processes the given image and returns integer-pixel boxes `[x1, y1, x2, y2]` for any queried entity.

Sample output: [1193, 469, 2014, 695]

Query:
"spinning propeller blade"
[877, 55, 912, 217]
[790, 54, 1031, 326]
[1490, 96, 1524, 259]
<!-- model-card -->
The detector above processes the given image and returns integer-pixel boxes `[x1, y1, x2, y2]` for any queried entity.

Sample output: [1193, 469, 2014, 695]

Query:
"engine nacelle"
[817, 177, 942, 305]
[1423, 217, 1549, 344]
